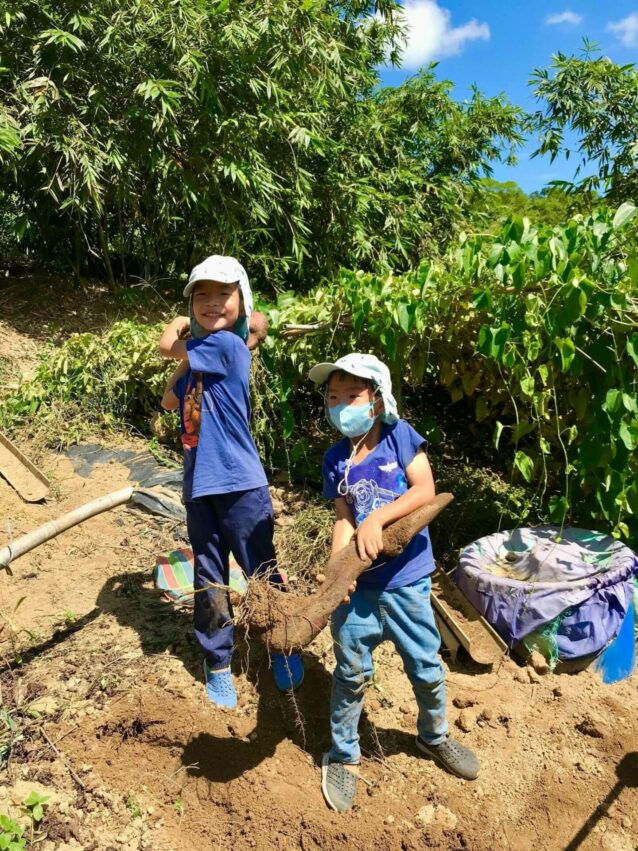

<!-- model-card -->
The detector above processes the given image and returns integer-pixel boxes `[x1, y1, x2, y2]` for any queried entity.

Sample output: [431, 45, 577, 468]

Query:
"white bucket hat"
[308, 353, 399, 423]
[184, 255, 253, 340]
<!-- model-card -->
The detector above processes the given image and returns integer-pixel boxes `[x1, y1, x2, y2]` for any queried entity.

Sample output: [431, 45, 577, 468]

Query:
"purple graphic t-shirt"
[322, 419, 435, 590]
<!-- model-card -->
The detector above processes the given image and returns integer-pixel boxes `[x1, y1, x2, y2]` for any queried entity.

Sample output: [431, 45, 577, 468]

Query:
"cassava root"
[241, 493, 453, 652]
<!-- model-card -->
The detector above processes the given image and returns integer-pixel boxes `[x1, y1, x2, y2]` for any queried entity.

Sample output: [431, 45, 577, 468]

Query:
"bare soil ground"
[1, 278, 637, 851]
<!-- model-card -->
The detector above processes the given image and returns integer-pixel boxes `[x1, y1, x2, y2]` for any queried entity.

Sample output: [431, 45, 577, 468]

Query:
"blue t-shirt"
[174, 330, 268, 501]
[322, 419, 435, 590]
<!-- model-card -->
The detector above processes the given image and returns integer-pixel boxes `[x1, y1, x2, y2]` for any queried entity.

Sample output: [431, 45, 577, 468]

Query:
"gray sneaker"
[321, 753, 359, 812]
[416, 735, 480, 780]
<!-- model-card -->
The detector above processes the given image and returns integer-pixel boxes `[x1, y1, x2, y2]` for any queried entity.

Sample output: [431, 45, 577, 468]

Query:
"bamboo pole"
[0, 487, 134, 572]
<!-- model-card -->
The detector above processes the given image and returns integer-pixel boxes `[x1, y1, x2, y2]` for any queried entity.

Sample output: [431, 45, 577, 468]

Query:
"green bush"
[262, 203, 638, 544]
[0, 320, 171, 442]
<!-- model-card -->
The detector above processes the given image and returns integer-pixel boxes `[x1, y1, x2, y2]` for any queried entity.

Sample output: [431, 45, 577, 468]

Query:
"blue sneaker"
[272, 653, 304, 691]
[203, 662, 237, 709]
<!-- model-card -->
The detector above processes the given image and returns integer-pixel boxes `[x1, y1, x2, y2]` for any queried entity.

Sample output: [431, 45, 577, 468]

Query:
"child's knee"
[195, 587, 231, 623]
[406, 660, 446, 689]
[334, 654, 375, 694]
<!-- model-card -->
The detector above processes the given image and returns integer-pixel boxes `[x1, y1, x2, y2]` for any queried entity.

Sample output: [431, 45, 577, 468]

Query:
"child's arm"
[159, 316, 191, 360]
[331, 497, 357, 555]
[316, 497, 357, 601]
[161, 359, 189, 411]
[247, 311, 268, 351]
[355, 448, 435, 561]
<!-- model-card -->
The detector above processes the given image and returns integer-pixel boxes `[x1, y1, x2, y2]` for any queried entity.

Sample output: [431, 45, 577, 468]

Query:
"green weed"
[125, 793, 141, 819]
[0, 814, 26, 850]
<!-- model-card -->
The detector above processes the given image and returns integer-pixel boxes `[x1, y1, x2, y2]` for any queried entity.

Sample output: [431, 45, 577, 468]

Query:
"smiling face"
[191, 279, 243, 333]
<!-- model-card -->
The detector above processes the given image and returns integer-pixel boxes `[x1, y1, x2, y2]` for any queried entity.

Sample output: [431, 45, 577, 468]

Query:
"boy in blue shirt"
[159, 255, 303, 709]
[309, 353, 480, 813]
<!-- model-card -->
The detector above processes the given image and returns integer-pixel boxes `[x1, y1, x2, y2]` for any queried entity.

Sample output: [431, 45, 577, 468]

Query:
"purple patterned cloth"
[456, 526, 638, 659]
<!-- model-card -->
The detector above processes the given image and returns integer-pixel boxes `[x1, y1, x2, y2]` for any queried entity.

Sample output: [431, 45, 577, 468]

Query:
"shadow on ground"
[12, 566, 482, 784]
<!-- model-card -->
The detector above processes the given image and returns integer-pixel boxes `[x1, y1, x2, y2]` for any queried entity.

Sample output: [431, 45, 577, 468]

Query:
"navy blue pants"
[186, 486, 280, 669]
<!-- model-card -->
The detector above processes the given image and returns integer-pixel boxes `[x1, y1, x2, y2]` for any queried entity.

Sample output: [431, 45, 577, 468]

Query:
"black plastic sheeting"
[66, 444, 182, 489]
[65, 443, 186, 524]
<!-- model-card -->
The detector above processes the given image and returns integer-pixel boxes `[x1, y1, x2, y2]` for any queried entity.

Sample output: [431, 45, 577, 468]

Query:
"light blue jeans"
[329, 576, 448, 764]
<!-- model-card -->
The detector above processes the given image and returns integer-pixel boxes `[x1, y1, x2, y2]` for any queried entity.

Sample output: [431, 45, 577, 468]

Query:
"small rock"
[528, 650, 550, 674]
[455, 709, 474, 733]
[453, 697, 476, 709]
[527, 667, 540, 684]
[552, 686, 563, 699]
[415, 804, 457, 830]
[248, 730, 258, 742]
[415, 804, 435, 826]
[513, 671, 528, 684]
[621, 816, 632, 830]
[29, 695, 59, 715]
[437, 807, 458, 830]
[400, 705, 411, 715]
[384, 815, 395, 825]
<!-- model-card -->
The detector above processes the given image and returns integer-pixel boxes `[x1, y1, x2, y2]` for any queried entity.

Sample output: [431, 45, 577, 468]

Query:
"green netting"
[522, 607, 575, 671]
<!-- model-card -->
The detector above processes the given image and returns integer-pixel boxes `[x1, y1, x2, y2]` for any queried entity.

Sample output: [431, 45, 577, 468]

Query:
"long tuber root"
[241, 493, 453, 652]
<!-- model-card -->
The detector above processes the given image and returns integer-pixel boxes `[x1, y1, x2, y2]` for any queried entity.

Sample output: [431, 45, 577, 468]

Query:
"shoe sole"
[415, 737, 479, 780]
[321, 753, 339, 813]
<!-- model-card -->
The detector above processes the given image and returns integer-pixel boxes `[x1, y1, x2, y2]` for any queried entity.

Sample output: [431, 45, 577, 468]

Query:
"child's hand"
[355, 516, 383, 561]
[159, 316, 192, 359]
[247, 311, 268, 351]
[315, 574, 356, 605]
[174, 316, 191, 338]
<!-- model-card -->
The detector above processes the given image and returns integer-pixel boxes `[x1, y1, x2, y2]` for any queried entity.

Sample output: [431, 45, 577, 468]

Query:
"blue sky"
[379, 2, 638, 193]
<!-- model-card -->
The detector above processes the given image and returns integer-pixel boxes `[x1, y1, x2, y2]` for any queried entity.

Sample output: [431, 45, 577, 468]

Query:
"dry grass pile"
[271, 489, 332, 591]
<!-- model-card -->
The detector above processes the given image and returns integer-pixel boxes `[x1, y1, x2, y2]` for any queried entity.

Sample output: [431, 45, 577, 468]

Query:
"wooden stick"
[0, 486, 134, 571]
[40, 727, 86, 790]
[279, 318, 353, 338]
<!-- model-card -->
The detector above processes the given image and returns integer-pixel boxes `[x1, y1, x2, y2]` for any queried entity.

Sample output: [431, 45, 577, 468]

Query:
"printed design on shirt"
[181, 371, 203, 449]
[379, 461, 398, 473]
[346, 478, 398, 525]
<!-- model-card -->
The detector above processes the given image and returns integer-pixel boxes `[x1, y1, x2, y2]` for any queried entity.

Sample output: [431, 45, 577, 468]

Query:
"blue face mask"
[328, 401, 378, 439]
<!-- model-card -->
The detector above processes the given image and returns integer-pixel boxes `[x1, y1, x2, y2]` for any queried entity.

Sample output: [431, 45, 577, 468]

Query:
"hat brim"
[183, 276, 241, 298]
[308, 363, 341, 385]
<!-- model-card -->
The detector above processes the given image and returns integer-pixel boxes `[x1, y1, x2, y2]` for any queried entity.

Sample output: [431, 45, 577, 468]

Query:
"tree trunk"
[96, 214, 116, 291]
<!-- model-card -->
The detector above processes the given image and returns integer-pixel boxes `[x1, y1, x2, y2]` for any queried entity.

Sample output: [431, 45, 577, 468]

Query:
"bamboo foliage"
[0, 0, 524, 288]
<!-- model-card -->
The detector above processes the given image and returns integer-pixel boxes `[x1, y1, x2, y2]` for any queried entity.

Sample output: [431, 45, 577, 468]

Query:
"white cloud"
[607, 13, 638, 47]
[545, 11, 583, 26]
[399, 1, 490, 68]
